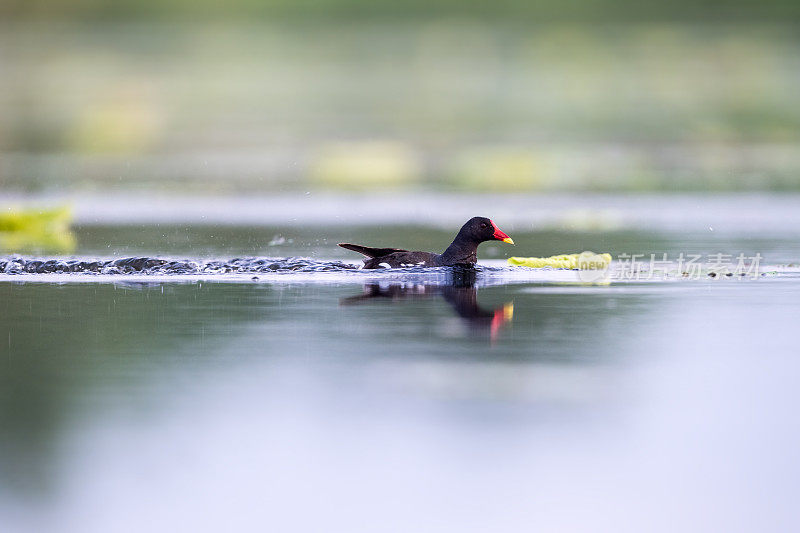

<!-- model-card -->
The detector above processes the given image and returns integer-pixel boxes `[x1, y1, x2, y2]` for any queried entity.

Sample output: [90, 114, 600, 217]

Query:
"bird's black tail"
[338, 243, 407, 258]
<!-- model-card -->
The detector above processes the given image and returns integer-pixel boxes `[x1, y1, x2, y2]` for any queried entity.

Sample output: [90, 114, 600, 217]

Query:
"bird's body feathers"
[338, 216, 513, 269]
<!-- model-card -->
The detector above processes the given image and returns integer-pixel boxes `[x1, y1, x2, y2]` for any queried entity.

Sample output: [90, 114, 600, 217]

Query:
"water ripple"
[0, 256, 361, 275]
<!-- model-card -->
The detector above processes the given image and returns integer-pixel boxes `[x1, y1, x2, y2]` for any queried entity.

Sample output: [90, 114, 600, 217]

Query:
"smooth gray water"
[2, 269, 800, 532]
[2, 194, 800, 532]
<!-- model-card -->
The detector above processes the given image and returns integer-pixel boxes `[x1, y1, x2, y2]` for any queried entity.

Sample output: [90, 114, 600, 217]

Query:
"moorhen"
[338, 216, 514, 269]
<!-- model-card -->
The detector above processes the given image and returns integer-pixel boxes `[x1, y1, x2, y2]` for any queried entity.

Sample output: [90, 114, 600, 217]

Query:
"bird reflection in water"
[341, 268, 514, 341]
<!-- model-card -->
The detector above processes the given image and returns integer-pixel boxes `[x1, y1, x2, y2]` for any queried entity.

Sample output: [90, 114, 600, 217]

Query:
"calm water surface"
[2, 195, 800, 532]
[2, 271, 800, 532]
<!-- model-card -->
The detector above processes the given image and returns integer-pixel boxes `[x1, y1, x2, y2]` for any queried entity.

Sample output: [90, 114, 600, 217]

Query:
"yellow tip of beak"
[503, 303, 514, 321]
[502, 237, 514, 245]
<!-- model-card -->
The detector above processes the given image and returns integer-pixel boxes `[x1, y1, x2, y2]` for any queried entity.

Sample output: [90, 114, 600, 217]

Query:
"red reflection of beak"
[490, 303, 514, 343]
[490, 220, 514, 245]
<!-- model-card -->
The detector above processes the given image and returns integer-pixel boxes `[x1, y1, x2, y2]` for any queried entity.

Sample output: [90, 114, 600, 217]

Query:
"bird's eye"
[481, 223, 487, 227]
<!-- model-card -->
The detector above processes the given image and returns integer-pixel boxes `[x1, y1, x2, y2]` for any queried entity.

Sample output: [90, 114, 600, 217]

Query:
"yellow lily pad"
[508, 251, 612, 270]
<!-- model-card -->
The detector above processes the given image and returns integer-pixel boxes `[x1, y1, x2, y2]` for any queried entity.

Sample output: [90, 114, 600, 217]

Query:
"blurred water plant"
[310, 141, 421, 189]
[447, 147, 547, 191]
[66, 83, 163, 154]
[0, 206, 76, 253]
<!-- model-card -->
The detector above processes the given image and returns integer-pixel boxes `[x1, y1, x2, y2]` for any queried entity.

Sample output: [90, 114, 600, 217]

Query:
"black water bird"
[338, 216, 514, 269]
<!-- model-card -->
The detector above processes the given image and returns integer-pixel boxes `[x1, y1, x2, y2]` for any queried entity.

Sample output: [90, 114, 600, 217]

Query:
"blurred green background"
[1, 0, 799, 192]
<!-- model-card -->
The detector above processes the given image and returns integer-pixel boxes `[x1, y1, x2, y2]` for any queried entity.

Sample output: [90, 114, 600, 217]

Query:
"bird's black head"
[458, 217, 514, 244]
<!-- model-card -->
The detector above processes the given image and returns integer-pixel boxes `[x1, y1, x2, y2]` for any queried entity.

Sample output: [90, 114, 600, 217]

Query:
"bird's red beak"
[491, 220, 514, 245]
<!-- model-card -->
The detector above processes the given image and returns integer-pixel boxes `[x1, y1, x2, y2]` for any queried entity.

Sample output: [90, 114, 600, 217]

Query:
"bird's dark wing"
[363, 251, 439, 269]
[338, 243, 409, 258]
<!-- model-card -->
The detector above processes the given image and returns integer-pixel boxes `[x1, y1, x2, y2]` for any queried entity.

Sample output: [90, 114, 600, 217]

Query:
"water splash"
[0, 256, 360, 275]
[2, 255, 791, 285]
